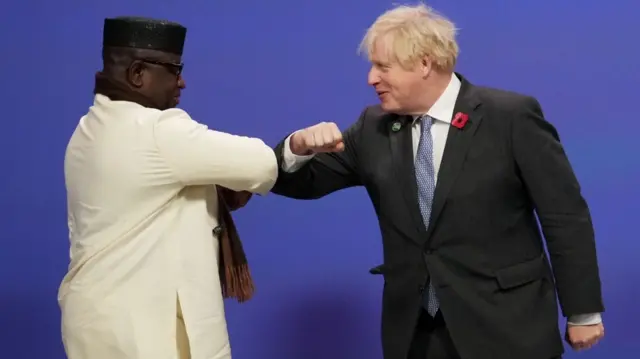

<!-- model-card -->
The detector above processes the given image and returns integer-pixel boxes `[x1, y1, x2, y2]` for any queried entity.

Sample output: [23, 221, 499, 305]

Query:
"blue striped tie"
[415, 115, 439, 316]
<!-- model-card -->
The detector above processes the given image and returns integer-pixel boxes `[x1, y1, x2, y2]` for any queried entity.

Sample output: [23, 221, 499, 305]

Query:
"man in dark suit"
[270, 4, 605, 359]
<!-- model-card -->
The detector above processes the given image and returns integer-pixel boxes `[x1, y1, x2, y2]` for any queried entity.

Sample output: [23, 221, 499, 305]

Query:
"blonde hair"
[358, 3, 459, 71]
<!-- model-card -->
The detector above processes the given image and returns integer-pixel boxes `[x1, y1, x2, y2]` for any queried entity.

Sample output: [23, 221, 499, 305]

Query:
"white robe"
[59, 94, 278, 359]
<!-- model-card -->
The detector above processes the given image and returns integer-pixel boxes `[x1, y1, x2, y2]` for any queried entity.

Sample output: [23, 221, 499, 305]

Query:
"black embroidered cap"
[102, 16, 187, 55]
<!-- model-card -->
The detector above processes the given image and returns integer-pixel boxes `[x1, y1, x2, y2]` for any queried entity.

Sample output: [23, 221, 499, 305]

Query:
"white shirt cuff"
[282, 133, 315, 173]
[567, 313, 602, 326]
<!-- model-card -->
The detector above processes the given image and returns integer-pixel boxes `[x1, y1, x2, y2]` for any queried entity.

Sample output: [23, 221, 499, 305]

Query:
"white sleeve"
[282, 133, 315, 173]
[153, 108, 277, 194]
[567, 313, 603, 326]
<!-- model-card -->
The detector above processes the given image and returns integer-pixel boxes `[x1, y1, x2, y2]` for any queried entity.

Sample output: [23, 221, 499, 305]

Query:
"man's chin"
[380, 101, 401, 113]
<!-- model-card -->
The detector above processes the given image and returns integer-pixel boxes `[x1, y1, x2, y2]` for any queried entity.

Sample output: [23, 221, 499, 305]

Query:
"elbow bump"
[257, 146, 278, 181]
[242, 142, 277, 178]
[243, 147, 277, 193]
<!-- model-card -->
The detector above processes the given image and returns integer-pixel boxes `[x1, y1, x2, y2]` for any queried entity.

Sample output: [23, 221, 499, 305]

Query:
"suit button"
[425, 249, 432, 254]
[418, 285, 425, 293]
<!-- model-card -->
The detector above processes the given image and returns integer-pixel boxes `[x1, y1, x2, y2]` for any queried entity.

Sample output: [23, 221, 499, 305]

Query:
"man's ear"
[126, 60, 146, 88]
[420, 57, 433, 79]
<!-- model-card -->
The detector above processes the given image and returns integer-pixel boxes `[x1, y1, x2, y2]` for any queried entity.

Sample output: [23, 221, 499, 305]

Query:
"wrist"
[289, 133, 313, 156]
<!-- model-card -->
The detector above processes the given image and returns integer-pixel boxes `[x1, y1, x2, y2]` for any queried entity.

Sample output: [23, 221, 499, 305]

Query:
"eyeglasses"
[142, 59, 184, 76]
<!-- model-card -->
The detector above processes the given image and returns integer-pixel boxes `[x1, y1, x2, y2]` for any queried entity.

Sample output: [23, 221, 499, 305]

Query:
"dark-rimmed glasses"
[142, 59, 184, 76]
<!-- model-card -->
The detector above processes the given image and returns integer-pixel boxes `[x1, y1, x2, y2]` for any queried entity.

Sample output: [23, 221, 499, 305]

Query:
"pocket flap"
[495, 255, 546, 289]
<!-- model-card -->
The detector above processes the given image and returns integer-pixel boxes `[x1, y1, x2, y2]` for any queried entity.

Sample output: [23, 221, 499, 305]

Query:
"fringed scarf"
[94, 72, 255, 302]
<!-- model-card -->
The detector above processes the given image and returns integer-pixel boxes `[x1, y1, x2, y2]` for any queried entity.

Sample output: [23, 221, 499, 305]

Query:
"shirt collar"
[411, 73, 461, 124]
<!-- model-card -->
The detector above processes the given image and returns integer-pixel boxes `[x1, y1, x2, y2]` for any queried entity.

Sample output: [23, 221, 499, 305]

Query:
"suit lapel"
[388, 116, 429, 245]
[426, 75, 483, 241]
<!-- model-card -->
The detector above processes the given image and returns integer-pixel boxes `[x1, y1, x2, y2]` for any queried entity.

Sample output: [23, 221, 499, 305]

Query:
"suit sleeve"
[153, 108, 278, 194]
[270, 108, 367, 199]
[511, 97, 604, 318]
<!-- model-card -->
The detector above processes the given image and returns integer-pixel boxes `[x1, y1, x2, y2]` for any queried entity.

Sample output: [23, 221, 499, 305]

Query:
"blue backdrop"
[1, 1, 638, 358]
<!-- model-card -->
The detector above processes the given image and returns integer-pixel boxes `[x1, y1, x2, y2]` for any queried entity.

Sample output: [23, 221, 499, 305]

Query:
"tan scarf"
[94, 72, 255, 302]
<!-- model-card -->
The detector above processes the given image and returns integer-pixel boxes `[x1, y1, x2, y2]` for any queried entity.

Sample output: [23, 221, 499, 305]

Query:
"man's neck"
[94, 72, 161, 109]
[409, 71, 453, 115]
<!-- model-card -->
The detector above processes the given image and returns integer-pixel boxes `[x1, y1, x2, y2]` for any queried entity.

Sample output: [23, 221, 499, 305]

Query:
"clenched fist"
[565, 322, 605, 351]
[289, 122, 344, 156]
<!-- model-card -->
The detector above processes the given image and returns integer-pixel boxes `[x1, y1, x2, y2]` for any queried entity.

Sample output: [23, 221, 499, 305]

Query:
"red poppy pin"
[452, 112, 469, 129]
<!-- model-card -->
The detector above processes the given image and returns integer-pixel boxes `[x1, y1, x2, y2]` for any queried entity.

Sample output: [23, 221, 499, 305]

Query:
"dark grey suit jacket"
[270, 73, 604, 359]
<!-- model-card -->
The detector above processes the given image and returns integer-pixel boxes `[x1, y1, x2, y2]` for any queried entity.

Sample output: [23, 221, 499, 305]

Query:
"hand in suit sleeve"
[511, 97, 604, 323]
[270, 109, 367, 199]
[281, 133, 316, 172]
[153, 108, 278, 194]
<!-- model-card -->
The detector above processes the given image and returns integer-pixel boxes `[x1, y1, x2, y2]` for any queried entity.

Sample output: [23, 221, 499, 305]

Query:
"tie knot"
[421, 115, 433, 129]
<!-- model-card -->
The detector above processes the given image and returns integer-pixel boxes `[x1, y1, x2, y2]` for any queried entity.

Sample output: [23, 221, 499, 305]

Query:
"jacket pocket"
[494, 254, 547, 290]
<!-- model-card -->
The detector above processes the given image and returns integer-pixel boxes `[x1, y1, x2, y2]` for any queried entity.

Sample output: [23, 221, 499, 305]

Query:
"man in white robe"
[58, 16, 277, 359]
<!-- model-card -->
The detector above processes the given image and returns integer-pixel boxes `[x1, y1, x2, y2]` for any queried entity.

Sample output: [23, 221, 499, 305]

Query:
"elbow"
[247, 145, 278, 194]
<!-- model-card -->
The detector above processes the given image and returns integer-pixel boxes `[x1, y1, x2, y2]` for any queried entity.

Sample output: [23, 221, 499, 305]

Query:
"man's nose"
[178, 75, 186, 89]
[367, 68, 380, 86]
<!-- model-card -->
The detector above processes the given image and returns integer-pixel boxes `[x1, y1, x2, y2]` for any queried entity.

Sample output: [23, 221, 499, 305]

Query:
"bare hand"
[289, 122, 344, 156]
[218, 187, 253, 211]
[565, 322, 604, 351]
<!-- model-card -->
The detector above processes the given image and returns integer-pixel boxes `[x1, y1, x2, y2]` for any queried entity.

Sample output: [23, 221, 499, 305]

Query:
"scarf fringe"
[221, 264, 254, 303]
